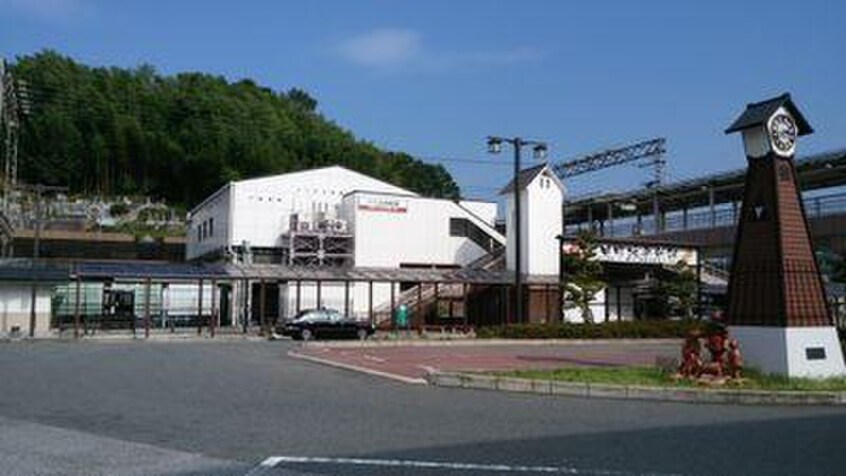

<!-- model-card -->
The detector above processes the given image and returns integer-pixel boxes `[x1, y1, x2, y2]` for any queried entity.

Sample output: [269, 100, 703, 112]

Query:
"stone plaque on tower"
[724, 93, 845, 377]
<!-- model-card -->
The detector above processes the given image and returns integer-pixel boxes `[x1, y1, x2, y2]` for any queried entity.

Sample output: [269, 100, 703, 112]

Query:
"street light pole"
[512, 138, 522, 324]
[487, 136, 547, 324]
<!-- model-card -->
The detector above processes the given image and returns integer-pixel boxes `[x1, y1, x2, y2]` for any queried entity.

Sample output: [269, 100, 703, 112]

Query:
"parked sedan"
[278, 309, 375, 341]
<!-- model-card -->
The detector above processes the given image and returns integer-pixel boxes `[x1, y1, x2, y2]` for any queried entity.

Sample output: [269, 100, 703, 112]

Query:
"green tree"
[11, 50, 461, 207]
[656, 260, 699, 319]
[562, 230, 606, 323]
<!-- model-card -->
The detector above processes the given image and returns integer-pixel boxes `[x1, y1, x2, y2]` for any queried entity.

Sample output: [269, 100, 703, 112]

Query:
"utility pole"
[26, 183, 68, 337]
[1, 58, 30, 215]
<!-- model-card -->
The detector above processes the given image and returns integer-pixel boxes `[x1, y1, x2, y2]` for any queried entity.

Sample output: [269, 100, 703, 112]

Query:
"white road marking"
[288, 350, 427, 384]
[363, 354, 387, 363]
[252, 455, 686, 475]
[416, 364, 438, 373]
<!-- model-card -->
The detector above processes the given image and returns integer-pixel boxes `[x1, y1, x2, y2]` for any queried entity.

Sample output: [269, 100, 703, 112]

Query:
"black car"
[278, 309, 375, 341]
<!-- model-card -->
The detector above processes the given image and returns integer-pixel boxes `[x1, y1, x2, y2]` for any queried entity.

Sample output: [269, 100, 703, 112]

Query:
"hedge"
[476, 320, 706, 340]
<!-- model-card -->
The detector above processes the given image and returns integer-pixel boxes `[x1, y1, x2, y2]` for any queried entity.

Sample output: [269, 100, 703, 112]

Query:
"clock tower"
[725, 93, 845, 377]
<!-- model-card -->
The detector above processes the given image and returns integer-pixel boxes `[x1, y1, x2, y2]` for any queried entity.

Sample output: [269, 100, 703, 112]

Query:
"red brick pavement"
[290, 341, 680, 381]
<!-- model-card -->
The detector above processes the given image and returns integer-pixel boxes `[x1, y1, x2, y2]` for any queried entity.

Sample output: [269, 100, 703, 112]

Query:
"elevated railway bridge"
[563, 148, 846, 274]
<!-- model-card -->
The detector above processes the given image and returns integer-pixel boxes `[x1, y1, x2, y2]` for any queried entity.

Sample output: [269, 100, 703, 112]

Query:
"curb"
[288, 350, 427, 385]
[305, 338, 682, 349]
[2, 334, 266, 343]
[426, 371, 846, 406]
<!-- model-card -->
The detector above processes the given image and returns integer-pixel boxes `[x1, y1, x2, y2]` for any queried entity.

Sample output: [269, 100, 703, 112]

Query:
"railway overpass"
[563, 148, 846, 274]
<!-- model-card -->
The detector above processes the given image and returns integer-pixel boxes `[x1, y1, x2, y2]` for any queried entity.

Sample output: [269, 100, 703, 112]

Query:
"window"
[202, 221, 207, 240]
[196, 225, 201, 242]
[450, 218, 468, 237]
[208, 218, 214, 238]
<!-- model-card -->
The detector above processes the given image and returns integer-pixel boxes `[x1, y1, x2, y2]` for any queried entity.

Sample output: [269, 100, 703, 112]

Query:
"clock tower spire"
[724, 93, 845, 377]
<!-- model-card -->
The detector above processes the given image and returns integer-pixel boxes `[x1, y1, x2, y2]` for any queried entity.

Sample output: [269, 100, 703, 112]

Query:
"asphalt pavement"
[0, 339, 844, 475]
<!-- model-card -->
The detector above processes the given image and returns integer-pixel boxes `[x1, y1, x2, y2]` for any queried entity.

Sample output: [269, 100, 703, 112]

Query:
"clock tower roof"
[725, 93, 813, 136]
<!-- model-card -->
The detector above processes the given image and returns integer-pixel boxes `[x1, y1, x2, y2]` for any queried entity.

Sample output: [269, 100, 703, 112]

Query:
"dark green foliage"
[108, 203, 129, 217]
[561, 230, 605, 323]
[476, 319, 702, 339]
[10, 50, 460, 206]
[655, 260, 699, 319]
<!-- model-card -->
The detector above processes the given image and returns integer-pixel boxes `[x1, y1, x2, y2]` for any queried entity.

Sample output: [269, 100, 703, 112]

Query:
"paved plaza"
[290, 340, 680, 382]
[1, 340, 845, 475]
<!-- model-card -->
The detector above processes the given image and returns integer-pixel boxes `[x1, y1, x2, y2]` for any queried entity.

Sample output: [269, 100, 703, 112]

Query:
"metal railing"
[568, 191, 846, 237]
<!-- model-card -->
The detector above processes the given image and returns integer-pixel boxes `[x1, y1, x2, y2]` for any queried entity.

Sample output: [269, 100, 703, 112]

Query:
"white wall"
[525, 170, 563, 275]
[563, 286, 636, 323]
[344, 192, 500, 268]
[0, 284, 52, 338]
[505, 167, 563, 276]
[186, 166, 416, 260]
[186, 185, 231, 260]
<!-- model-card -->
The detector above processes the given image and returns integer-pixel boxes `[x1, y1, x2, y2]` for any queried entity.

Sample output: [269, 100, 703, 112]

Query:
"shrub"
[476, 320, 703, 340]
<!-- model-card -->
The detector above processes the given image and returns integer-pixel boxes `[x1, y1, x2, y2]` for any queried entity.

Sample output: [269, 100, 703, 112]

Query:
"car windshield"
[293, 310, 325, 322]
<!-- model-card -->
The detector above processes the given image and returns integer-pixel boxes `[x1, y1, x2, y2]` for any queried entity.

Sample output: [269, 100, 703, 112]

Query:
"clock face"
[768, 113, 797, 156]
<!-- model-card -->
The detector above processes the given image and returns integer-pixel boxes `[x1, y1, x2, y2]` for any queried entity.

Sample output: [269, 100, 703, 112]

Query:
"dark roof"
[499, 164, 548, 195]
[67, 261, 559, 284]
[0, 259, 70, 282]
[74, 261, 228, 280]
[725, 93, 813, 135]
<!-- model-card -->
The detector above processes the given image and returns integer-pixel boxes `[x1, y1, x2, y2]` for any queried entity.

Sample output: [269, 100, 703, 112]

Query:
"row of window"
[196, 217, 214, 242]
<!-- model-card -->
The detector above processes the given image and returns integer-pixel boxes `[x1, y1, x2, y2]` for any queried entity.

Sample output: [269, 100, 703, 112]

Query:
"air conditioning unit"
[299, 222, 310, 232]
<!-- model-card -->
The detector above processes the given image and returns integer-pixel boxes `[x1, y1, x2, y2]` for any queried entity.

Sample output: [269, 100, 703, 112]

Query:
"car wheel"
[301, 329, 313, 341]
[357, 328, 368, 340]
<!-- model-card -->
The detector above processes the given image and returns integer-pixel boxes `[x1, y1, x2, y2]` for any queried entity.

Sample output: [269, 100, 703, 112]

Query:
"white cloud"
[338, 28, 423, 68]
[337, 28, 541, 73]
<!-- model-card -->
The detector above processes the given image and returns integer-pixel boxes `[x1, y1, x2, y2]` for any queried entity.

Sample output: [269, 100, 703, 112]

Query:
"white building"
[185, 163, 706, 328]
[186, 166, 504, 322]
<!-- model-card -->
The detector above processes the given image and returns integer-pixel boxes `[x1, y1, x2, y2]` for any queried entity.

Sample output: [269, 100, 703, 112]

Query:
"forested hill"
[10, 50, 459, 207]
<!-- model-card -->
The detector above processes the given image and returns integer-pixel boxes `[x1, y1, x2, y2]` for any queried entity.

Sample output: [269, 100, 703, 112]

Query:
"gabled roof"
[499, 163, 565, 195]
[725, 93, 813, 135]
[189, 164, 416, 215]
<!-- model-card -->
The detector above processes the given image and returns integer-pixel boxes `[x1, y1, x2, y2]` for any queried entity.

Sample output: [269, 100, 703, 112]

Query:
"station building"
[185, 165, 509, 326]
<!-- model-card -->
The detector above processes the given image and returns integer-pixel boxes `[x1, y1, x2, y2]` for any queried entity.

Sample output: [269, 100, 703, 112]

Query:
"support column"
[74, 276, 81, 339]
[607, 202, 614, 237]
[210, 279, 217, 338]
[242, 279, 249, 334]
[586, 203, 593, 231]
[368, 281, 374, 324]
[390, 282, 396, 329]
[344, 281, 350, 318]
[462, 283, 469, 328]
[504, 285, 510, 325]
[433, 283, 439, 323]
[259, 279, 267, 336]
[708, 186, 716, 228]
[144, 277, 151, 339]
[417, 282, 423, 328]
[295, 280, 301, 314]
[696, 255, 703, 320]
[197, 279, 204, 336]
[316, 280, 322, 309]
[652, 194, 661, 233]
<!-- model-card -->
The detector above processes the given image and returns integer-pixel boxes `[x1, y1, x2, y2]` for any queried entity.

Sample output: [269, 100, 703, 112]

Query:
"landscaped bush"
[476, 319, 704, 340]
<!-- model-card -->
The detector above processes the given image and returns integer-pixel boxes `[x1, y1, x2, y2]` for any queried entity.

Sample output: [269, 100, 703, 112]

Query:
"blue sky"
[2, 0, 844, 203]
